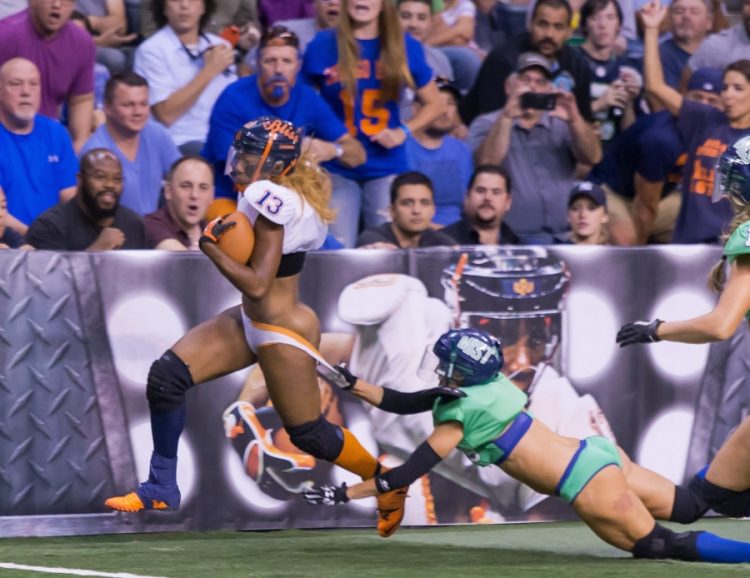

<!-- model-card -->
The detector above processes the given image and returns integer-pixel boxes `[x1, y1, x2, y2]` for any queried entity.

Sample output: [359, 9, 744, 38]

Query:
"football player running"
[104, 117, 413, 537]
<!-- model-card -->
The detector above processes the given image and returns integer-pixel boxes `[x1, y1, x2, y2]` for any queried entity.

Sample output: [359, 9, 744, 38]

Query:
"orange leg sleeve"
[333, 427, 379, 480]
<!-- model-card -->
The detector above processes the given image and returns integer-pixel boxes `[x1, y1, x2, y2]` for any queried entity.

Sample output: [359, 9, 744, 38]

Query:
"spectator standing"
[441, 164, 519, 245]
[356, 171, 455, 248]
[643, 0, 750, 244]
[458, 0, 593, 126]
[80, 72, 181, 216]
[258, 0, 313, 29]
[576, 0, 641, 144]
[0, 186, 31, 249]
[472, 52, 601, 243]
[144, 156, 214, 250]
[659, 0, 713, 89]
[27, 148, 146, 250]
[687, 0, 750, 75]
[0, 0, 95, 152]
[564, 180, 609, 243]
[134, 0, 237, 155]
[406, 77, 473, 225]
[397, 0, 453, 80]
[302, 0, 444, 248]
[589, 67, 724, 245]
[202, 26, 364, 210]
[0, 58, 78, 235]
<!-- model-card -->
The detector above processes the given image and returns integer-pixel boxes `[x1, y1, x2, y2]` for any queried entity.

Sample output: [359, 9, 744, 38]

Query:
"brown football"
[217, 211, 255, 264]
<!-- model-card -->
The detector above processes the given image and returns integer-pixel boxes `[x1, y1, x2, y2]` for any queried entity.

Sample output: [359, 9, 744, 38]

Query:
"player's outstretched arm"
[303, 423, 462, 503]
[317, 363, 466, 414]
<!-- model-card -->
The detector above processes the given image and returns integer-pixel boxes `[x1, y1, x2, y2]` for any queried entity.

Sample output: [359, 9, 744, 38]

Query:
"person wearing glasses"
[0, 0, 96, 153]
[134, 0, 237, 156]
[26, 148, 147, 250]
[202, 25, 365, 215]
[302, 0, 444, 248]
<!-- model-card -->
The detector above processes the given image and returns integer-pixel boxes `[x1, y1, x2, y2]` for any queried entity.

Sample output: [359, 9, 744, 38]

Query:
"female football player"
[617, 135, 750, 522]
[305, 327, 750, 562]
[104, 117, 417, 537]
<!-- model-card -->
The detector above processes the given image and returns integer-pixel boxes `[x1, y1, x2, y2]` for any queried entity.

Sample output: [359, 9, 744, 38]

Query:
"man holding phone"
[469, 52, 601, 244]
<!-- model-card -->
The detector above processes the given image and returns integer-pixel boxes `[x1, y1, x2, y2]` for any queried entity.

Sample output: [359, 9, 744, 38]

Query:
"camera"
[520, 92, 558, 111]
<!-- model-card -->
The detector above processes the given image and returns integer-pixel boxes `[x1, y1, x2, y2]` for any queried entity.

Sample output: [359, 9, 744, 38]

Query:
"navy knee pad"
[702, 476, 750, 518]
[146, 350, 194, 412]
[286, 416, 344, 462]
[632, 524, 700, 561]
[670, 480, 709, 523]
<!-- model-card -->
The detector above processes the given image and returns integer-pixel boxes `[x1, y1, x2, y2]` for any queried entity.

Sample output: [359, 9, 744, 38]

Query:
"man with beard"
[441, 164, 519, 244]
[26, 148, 146, 251]
[201, 25, 364, 209]
[458, 0, 592, 126]
[0, 58, 78, 237]
[277, 0, 342, 53]
[687, 0, 750, 75]
[405, 78, 473, 226]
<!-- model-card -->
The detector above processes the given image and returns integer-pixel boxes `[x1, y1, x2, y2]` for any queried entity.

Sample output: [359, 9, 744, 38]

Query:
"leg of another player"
[705, 416, 750, 491]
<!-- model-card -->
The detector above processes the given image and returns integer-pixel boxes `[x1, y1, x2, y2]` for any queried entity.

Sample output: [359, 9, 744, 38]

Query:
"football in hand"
[216, 211, 255, 264]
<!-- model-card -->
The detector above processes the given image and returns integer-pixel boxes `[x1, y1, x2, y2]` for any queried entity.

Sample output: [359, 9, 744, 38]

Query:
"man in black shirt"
[27, 148, 147, 251]
[442, 164, 519, 245]
[356, 171, 455, 249]
[459, 0, 592, 125]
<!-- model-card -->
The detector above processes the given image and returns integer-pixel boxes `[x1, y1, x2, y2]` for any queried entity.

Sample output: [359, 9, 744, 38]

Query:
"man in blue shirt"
[0, 58, 78, 235]
[406, 78, 473, 226]
[80, 72, 181, 216]
[202, 25, 364, 203]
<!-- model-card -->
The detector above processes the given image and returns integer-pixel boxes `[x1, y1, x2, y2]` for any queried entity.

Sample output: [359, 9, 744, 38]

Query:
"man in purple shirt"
[0, 0, 95, 152]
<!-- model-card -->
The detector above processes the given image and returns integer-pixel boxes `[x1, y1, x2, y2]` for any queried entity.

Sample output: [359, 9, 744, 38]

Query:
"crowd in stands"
[0, 0, 749, 252]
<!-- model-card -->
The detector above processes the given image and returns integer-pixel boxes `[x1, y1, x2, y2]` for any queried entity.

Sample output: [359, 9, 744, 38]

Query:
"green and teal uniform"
[723, 220, 750, 320]
[432, 374, 621, 503]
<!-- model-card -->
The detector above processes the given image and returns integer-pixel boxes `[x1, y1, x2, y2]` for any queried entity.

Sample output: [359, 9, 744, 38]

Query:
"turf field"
[1, 519, 750, 578]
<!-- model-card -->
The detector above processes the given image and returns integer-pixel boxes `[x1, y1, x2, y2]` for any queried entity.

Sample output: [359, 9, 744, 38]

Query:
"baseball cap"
[516, 52, 553, 78]
[435, 76, 462, 101]
[568, 181, 606, 207]
[687, 68, 723, 95]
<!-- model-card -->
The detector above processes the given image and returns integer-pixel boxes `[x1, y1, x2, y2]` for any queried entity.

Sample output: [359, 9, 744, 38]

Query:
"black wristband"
[374, 441, 442, 493]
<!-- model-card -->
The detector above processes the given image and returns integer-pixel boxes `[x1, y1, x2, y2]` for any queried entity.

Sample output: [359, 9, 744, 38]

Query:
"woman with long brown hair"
[302, 0, 443, 247]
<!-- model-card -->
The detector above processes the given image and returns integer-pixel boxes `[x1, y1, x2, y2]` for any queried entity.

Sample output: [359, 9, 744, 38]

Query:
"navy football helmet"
[432, 328, 503, 386]
[225, 116, 302, 185]
[714, 135, 750, 205]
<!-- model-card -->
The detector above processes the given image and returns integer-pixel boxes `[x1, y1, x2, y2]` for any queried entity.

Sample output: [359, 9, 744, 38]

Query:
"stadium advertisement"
[1, 245, 745, 537]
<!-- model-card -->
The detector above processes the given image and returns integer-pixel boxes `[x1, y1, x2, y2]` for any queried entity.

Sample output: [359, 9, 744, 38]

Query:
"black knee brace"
[286, 416, 344, 462]
[146, 350, 194, 412]
[632, 523, 700, 561]
[670, 480, 709, 523]
[702, 477, 750, 518]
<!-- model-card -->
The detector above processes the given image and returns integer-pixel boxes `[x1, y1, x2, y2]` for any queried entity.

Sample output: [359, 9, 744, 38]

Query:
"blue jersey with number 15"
[302, 29, 433, 180]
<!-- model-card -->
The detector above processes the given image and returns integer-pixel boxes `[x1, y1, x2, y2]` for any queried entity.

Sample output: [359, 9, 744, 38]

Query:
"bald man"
[26, 148, 147, 251]
[0, 58, 78, 235]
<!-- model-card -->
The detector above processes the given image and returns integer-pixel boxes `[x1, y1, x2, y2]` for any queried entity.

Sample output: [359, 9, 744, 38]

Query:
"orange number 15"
[341, 88, 390, 137]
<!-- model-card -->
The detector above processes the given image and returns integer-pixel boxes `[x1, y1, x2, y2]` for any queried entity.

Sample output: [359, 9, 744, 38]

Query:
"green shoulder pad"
[723, 221, 750, 261]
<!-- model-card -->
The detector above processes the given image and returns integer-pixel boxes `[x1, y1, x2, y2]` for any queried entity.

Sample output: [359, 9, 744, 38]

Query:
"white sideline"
[0, 563, 168, 578]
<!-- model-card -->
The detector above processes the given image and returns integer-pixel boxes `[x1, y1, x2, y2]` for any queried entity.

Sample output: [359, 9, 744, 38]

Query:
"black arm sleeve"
[378, 387, 436, 415]
[374, 441, 442, 493]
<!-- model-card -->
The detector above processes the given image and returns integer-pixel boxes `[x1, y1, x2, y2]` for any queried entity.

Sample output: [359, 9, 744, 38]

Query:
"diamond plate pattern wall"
[0, 251, 120, 517]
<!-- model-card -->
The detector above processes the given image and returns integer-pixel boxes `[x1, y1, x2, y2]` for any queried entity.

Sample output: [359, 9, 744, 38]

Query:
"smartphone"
[520, 92, 558, 110]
